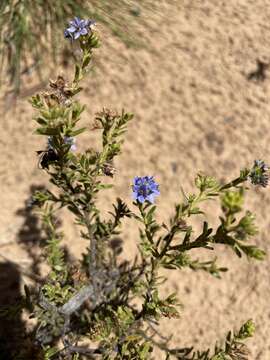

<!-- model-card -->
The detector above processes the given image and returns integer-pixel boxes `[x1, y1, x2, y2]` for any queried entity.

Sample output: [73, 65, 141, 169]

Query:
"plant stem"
[219, 176, 246, 191]
[83, 209, 98, 289]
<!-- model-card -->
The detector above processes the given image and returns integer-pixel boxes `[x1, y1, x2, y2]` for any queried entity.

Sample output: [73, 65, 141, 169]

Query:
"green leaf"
[234, 245, 242, 258]
[71, 127, 87, 136]
[237, 319, 255, 339]
[44, 346, 59, 360]
[74, 64, 82, 83]
[36, 117, 47, 125]
[82, 53, 91, 69]
[221, 188, 244, 214]
[54, 265, 63, 272]
[96, 184, 114, 190]
[146, 205, 156, 220]
[35, 127, 59, 136]
[67, 205, 81, 216]
[240, 244, 266, 260]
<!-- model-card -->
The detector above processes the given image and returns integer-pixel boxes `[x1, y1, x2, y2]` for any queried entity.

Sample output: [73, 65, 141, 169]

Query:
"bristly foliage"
[165, 319, 255, 359]
[1, 16, 267, 360]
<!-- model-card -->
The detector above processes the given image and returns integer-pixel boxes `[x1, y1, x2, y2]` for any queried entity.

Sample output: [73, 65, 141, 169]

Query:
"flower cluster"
[47, 136, 77, 152]
[249, 159, 269, 187]
[132, 176, 160, 204]
[64, 17, 96, 40]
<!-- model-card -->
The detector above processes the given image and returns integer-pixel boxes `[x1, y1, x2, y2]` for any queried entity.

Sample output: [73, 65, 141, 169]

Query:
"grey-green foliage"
[165, 319, 255, 359]
[1, 23, 267, 360]
[0, 0, 152, 93]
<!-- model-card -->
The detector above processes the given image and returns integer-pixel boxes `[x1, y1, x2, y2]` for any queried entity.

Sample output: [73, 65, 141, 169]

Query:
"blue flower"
[64, 17, 96, 40]
[249, 159, 269, 187]
[64, 136, 77, 151]
[132, 176, 160, 204]
[47, 136, 77, 152]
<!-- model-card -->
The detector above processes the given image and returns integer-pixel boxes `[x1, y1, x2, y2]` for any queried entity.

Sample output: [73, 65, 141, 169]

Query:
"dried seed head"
[102, 162, 116, 177]
[228, 343, 250, 360]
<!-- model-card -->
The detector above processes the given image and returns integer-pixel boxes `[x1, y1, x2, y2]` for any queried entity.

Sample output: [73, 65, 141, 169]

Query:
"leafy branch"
[4, 17, 267, 360]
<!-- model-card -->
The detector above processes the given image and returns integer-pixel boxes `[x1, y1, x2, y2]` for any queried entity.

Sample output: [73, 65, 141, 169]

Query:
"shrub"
[1, 17, 268, 360]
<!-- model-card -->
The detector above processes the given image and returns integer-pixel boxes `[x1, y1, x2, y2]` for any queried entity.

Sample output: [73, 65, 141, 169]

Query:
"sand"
[1, 1, 270, 358]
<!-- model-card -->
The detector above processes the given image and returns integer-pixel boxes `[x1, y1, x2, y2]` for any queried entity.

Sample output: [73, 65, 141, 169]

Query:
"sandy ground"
[1, 0, 270, 358]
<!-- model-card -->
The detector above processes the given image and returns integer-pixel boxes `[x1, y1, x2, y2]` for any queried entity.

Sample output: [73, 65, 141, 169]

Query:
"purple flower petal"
[74, 17, 81, 26]
[138, 195, 146, 203]
[83, 19, 90, 27]
[80, 28, 88, 35]
[67, 26, 76, 33]
[65, 17, 94, 40]
[146, 194, 155, 203]
[132, 176, 160, 204]
[74, 31, 81, 40]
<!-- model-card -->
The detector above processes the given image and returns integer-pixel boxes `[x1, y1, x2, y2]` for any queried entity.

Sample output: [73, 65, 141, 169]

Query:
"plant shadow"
[16, 185, 48, 277]
[0, 184, 50, 359]
[0, 261, 26, 359]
